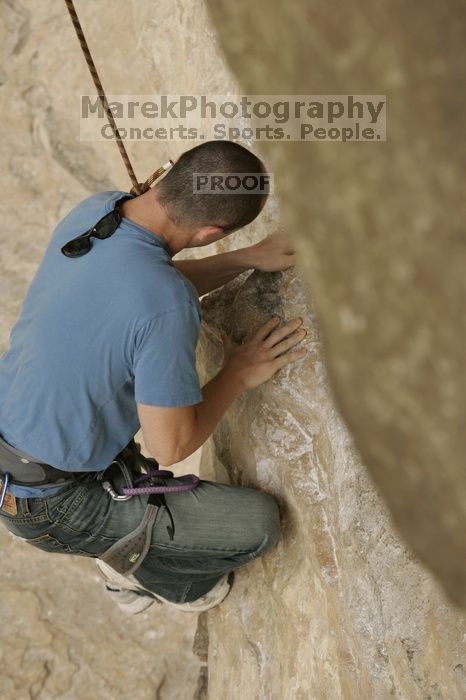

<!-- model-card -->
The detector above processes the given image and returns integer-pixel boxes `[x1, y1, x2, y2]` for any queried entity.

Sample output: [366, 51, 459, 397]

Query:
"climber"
[0, 140, 307, 615]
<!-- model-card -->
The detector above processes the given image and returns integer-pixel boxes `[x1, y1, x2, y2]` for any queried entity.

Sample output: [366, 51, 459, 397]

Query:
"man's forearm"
[176, 365, 244, 462]
[173, 248, 257, 297]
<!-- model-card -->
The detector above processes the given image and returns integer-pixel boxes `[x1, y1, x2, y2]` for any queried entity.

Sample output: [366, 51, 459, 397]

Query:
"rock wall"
[197, 270, 466, 699]
[204, 0, 466, 608]
[1, 0, 465, 698]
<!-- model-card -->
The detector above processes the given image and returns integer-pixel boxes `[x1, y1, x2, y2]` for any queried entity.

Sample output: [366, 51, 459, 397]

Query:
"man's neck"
[119, 190, 188, 256]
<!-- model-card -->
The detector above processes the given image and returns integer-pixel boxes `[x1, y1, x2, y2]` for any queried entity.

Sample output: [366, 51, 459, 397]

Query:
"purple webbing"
[121, 471, 200, 496]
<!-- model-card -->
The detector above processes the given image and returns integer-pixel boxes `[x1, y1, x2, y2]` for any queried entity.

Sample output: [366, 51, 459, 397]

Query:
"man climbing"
[0, 140, 307, 614]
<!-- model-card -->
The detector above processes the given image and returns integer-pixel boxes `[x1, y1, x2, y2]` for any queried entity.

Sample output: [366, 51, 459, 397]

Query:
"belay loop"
[125, 470, 201, 542]
[97, 441, 201, 543]
[121, 468, 201, 541]
[120, 467, 200, 541]
[122, 469, 200, 496]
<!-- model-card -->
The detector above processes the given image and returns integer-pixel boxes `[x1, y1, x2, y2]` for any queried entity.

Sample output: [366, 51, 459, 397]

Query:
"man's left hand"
[247, 232, 296, 272]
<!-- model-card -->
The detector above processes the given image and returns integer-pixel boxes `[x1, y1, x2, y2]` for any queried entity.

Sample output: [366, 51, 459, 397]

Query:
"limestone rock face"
[198, 270, 466, 699]
[205, 0, 466, 606]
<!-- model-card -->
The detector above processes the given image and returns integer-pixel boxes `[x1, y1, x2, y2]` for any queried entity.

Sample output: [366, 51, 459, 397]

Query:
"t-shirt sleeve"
[133, 302, 203, 407]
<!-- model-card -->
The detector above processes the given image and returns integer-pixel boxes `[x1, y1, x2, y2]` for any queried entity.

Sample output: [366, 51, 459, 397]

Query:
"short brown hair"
[155, 140, 268, 231]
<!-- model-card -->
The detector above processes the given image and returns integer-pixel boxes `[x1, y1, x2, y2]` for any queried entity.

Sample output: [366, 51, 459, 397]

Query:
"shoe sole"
[95, 560, 234, 613]
[151, 571, 235, 612]
[105, 585, 159, 615]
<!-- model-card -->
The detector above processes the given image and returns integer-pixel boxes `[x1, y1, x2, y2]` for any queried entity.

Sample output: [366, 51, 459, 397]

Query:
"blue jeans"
[0, 471, 281, 603]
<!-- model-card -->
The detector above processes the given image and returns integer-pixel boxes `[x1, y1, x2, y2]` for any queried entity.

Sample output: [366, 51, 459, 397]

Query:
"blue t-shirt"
[0, 191, 203, 497]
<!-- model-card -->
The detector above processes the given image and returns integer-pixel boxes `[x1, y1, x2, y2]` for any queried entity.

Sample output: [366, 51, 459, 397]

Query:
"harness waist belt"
[0, 433, 74, 485]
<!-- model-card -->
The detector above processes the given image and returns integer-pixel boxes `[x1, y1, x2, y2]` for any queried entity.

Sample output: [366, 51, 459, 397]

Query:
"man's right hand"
[221, 316, 307, 391]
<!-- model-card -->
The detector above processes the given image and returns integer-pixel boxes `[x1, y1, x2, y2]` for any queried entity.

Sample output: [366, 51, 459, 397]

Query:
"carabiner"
[0, 472, 11, 508]
[101, 479, 132, 501]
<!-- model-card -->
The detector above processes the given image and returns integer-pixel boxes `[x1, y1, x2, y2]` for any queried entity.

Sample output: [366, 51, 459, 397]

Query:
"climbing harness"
[63, 0, 169, 196]
[0, 432, 201, 576]
[0, 432, 82, 486]
[95, 439, 200, 576]
[95, 438, 200, 514]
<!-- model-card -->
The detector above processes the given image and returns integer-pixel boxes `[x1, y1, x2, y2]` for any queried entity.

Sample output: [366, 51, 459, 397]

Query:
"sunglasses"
[60, 196, 132, 258]
[61, 161, 174, 258]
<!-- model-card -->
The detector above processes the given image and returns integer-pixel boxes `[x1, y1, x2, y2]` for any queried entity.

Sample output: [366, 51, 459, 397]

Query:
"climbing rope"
[63, 0, 152, 196]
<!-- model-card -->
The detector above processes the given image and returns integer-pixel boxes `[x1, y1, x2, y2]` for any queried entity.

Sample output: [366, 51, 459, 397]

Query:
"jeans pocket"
[53, 484, 90, 523]
[0, 500, 51, 537]
[22, 531, 95, 557]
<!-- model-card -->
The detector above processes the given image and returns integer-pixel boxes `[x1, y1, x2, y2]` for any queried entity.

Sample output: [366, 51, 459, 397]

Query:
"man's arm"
[173, 233, 296, 297]
[137, 316, 307, 465]
[173, 248, 255, 297]
[137, 363, 244, 465]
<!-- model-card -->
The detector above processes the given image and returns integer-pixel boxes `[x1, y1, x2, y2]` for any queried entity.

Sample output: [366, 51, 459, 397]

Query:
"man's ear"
[195, 225, 225, 244]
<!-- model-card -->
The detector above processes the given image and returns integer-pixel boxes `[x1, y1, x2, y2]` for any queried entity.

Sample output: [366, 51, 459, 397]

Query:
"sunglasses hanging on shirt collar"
[60, 195, 133, 258]
[61, 160, 174, 258]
